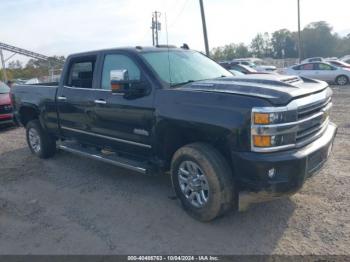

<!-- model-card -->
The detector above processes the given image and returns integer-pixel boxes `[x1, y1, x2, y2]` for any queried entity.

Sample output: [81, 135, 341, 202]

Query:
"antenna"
[165, 13, 172, 86]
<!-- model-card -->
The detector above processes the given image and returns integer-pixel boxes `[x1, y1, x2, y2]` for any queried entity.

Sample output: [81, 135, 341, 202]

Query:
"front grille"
[296, 97, 332, 146]
[0, 104, 13, 114]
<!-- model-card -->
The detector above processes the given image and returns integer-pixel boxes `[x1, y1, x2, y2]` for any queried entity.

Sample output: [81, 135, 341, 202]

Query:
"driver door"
[91, 52, 155, 156]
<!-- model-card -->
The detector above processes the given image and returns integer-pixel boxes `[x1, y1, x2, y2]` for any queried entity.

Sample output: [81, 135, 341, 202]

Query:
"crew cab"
[11, 46, 337, 221]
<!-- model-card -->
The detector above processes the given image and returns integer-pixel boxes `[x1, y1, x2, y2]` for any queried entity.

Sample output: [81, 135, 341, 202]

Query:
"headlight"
[252, 134, 296, 148]
[251, 107, 297, 152]
[253, 111, 297, 125]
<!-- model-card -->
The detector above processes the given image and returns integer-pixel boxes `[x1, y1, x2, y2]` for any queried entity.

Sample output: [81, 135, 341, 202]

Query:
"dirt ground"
[0, 86, 349, 255]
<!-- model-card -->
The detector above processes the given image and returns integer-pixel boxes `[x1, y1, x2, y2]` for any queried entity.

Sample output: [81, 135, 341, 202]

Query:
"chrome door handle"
[94, 99, 107, 105]
[57, 96, 67, 101]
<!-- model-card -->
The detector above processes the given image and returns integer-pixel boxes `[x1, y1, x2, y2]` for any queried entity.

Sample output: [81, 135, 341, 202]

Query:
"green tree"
[271, 29, 297, 58]
[302, 21, 336, 58]
[250, 32, 272, 58]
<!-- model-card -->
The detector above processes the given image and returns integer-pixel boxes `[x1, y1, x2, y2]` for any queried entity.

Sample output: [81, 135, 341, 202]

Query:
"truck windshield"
[0, 82, 10, 93]
[141, 50, 231, 87]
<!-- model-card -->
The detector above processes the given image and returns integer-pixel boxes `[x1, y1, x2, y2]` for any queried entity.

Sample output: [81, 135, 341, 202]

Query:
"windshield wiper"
[170, 80, 195, 87]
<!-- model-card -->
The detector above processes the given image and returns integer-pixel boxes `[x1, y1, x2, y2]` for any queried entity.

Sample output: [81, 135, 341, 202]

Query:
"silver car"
[284, 62, 350, 86]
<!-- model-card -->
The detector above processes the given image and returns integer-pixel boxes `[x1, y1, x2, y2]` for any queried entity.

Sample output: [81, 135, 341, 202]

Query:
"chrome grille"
[0, 104, 12, 114]
[296, 97, 332, 146]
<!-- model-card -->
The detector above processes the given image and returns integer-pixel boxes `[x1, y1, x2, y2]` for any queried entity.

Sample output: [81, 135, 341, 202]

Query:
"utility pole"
[151, 15, 155, 46]
[297, 0, 302, 63]
[199, 0, 209, 56]
[0, 49, 7, 82]
[151, 11, 161, 46]
[155, 11, 159, 46]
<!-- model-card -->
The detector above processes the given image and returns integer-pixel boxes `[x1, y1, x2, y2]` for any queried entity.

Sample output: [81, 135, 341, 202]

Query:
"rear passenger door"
[295, 63, 316, 78]
[57, 55, 101, 144]
[314, 63, 336, 81]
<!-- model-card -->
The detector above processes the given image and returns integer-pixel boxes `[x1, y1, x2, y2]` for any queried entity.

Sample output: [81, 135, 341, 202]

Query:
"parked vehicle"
[220, 63, 268, 75]
[326, 60, 350, 69]
[301, 57, 324, 63]
[341, 55, 350, 64]
[232, 59, 277, 72]
[12, 46, 337, 221]
[229, 69, 245, 76]
[284, 62, 350, 85]
[0, 81, 14, 126]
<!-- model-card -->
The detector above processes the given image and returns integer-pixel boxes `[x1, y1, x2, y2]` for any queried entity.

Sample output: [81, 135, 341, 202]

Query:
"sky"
[1, 0, 350, 65]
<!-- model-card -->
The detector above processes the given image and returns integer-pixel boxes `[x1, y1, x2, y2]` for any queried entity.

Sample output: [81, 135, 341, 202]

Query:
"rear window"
[0, 82, 10, 93]
[66, 57, 96, 89]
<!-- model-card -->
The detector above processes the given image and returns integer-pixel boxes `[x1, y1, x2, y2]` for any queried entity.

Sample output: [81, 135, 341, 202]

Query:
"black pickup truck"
[11, 46, 337, 221]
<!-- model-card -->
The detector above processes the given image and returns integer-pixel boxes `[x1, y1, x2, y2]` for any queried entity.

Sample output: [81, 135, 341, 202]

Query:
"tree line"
[210, 21, 350, 61]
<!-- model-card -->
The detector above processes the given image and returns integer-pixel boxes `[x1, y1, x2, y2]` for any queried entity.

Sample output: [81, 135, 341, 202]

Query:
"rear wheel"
[336, 75, 349, 86]
[26, 120, 56, 159]
[171, 143, 235, 222]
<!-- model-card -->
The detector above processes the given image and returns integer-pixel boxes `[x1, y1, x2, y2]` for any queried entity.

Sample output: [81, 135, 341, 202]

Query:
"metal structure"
[0, 41, 64, 82]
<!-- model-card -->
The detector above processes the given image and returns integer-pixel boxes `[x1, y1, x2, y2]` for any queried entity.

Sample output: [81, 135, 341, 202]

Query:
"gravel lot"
[0, 86, 349, 255]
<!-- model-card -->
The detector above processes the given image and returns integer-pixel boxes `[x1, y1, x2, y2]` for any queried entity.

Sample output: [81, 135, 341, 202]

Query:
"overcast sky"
[1, 0, 350, 64]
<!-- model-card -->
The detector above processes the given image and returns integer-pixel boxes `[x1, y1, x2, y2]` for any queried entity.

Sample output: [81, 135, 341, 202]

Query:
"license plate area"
[306, 142, 332, 175]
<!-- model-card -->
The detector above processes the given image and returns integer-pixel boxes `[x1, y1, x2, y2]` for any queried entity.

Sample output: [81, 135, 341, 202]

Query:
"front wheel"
[26, 120, 56, 159]
[171, 143, 236, 222]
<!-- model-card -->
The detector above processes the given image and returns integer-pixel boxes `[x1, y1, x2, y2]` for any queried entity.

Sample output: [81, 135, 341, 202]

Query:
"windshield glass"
[141, 50, 231, 86]
[0, 82, 10, 93]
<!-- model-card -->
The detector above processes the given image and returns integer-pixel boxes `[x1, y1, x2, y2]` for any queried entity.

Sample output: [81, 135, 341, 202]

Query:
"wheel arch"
[18, 104, 41, 127]
[154, 120, 234, 173]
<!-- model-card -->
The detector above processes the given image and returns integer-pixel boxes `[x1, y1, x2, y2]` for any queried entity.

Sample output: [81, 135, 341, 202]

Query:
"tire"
[335, 75, 349, 86]
[26, 120, 56, 159]
[171, 143, 235, 222]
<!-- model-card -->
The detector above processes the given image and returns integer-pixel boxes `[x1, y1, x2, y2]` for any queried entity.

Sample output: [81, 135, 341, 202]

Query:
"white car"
[301, 57, 324, 63]
[232, 59, 277, 72]
[341, 55, 350, 64]
[283, 62, 350, 85]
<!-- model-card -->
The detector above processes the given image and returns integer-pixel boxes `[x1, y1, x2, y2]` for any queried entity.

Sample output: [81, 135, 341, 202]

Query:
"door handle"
[57, 96, 67, 101]
[94, 99, 107, 105]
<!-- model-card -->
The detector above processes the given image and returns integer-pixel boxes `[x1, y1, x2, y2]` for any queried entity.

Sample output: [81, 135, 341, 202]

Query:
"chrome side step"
[57, 142, 148, 174]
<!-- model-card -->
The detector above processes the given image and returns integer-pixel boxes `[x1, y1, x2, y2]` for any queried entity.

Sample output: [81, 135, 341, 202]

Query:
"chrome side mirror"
[110, 69, 129, 92]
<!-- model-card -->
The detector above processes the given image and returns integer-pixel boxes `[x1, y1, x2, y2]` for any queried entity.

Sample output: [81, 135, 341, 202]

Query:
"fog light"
[268, 168, 276, 178]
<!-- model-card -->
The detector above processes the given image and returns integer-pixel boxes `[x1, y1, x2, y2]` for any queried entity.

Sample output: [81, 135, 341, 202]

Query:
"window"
[141, 50, 231, 86]
[317, 63, 334, 70]
[300, 63, 314, 70]
[67, 59, 95, 88]
[101, 54, 141, 90]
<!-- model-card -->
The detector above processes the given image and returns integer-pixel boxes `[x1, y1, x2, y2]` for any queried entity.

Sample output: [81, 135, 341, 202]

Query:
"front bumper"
[233, 122, 337, 208]
[0, 113, 14, 126]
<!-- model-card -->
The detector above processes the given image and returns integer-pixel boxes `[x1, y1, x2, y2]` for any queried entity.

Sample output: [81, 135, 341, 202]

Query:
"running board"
[57, 142, 149, 174]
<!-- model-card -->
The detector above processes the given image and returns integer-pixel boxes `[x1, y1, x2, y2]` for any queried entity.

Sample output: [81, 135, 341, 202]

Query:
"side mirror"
[110, 69, 149, 99]
[110, 69, 129, 93]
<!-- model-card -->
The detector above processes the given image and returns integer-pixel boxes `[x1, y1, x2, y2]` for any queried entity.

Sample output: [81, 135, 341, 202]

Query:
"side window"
[292, 65, 300, 70]
[101, 54, 141, 90]
[67, 59, 95, 88]
[300, 63, 314, 70]
[317, 63, 333, 70]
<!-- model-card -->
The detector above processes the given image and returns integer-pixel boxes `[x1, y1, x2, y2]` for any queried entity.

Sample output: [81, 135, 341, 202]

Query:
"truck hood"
[176, 74, 329, 106]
